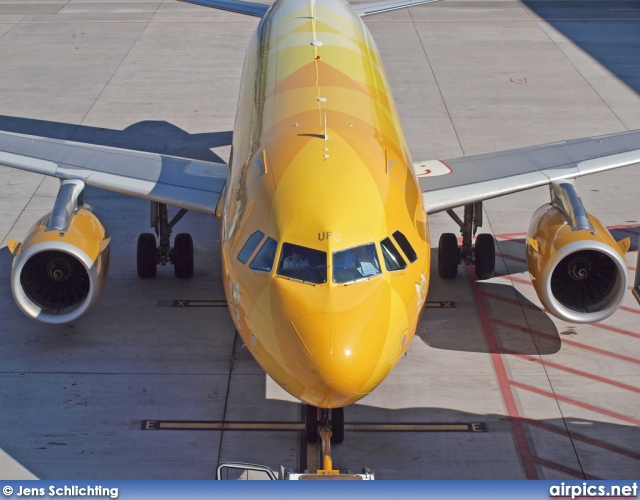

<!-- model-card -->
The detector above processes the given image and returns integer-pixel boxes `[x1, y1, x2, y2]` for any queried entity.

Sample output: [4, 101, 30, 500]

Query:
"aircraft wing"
[418, 129, 640, 215]
[0, 130, 228, 216]
[177, 0, 269, 17]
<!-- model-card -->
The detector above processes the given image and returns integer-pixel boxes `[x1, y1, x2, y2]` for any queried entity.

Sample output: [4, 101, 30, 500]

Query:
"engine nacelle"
[10, 206, 110, 324]
[526, 202, 629, 324]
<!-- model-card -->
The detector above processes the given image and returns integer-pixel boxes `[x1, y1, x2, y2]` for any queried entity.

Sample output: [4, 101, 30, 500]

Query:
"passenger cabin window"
[380, 237, 407, 271]
[332, 243, 382, 284]
[249, 237, 278, 272]
[237, 230, 264, 264]
[277, 243, 327, 284]
[392, 230, 418, 263]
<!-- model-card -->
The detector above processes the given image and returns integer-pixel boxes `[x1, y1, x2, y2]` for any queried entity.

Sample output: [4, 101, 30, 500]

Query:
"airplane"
[1, 0, 639, 460]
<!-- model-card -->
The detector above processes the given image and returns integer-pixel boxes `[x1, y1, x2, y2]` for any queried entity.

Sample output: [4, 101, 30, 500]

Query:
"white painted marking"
[0, 448, 37, 480]
[111, 9, 156, 13]
[414, 159, 451, 178]
[447, 9, 504, 12]
[1, 1, 161, 3]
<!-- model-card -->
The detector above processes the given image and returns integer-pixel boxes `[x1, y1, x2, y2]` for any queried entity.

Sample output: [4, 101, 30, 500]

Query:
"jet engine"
[8, 180, 110, 324]
[526, 181, 629, 324]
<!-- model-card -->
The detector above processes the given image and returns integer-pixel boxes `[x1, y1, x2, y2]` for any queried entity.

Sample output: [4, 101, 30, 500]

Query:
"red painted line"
[606, 223, 640, 231]
[525, 419, 640, 461]
[482, 292, 541, 311]
[592, 322, 640, 340]
[494, 232, 527, 239]
[491, 318, 640, 366]
[510, 381, 640, 426]
[485, 292, 640, 339]
[615, 227, 640, 236]
[496, 252, 526, 263]
[532, 456, 599, 479]
[466, 268, 539, 479]
[496, 234, 527, 243]
[620, 305, 640, 315]
[501, 348, 640, 394]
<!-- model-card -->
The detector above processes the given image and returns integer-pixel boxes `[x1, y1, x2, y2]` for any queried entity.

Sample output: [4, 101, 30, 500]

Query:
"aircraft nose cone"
[270, 277, 398, 407]
[279, 310, 388, 407]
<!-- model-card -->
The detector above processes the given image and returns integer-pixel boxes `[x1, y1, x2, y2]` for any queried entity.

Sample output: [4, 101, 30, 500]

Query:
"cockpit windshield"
[277, 243, 327, 284]
[332, 243, 382, 284]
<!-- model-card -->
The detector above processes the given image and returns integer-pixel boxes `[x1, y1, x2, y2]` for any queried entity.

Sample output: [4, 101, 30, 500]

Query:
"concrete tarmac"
[0, 0, 638, 480]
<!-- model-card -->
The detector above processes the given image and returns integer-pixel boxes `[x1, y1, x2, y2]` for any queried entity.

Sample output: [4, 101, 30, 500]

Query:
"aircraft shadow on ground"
[0, 115, 232, 163]
[523, 1, 640, 94]
[426, 247, 561, 355]
[329, 406, 640, 480]
[0, 246, 13, 280]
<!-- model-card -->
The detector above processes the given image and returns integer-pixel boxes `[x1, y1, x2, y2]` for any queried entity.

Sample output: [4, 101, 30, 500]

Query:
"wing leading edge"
[418, 129, 640, 215]
[0, 130, 228, 216]
[177, 0, 270, 17]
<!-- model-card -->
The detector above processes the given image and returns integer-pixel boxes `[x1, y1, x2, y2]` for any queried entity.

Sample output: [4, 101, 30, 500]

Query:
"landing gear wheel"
[474, 233, 495, 280]
[330, 407, 344, 444]
[137, 233, 157, 278]
[305, 404, 318, 443]
[173, 233, 194, 279]
[438, 233, 459, 279]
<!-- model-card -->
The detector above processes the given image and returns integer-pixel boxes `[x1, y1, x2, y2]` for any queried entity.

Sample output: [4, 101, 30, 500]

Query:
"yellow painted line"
[346, 424, 479, 432]
[424, 301, 456, 308]
[142, 421, 485, 432]
[160, 422, 223, 430]
[188, 301, 227, 307]
[155, 300, 228, 308]
[225, 423, 305, 431]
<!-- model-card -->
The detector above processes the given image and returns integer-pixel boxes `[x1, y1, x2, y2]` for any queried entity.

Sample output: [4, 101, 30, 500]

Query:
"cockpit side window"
[332, 243, 382, 284]
[380, 237, 407, 271]
[237, 230, 264, 263]
[277, 243, 327, 284]
[249, 237, 278, 272]
[392, 230, 418, 263]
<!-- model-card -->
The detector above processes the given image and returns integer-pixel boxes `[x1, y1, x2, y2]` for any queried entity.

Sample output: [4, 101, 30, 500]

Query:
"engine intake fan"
[9, 180, 110, 324]
[526, 181, 629, 324]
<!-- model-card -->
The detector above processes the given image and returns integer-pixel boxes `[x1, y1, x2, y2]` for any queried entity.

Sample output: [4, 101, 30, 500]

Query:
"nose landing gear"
[305, 405, 345, 445]
[216, 405, 373, 479]
[304, 405, 346, 476]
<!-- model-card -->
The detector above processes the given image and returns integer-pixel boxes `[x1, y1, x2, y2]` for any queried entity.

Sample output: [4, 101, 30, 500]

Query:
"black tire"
[174, 233, 194, 279]
[475, 233, 495, 280]
[137, 233, 157, 279]
[438, 233, 459, 279]
[305, 404, 318, 443]
[330, 407, 344, 444]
